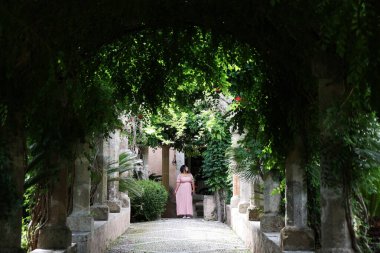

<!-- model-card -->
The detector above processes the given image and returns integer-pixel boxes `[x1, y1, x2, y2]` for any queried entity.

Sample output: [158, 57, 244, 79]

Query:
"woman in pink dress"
[175, 165, 195, 218]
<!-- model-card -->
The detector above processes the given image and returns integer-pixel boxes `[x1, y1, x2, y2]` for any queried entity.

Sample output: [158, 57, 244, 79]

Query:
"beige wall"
[148, 147, 178, 191]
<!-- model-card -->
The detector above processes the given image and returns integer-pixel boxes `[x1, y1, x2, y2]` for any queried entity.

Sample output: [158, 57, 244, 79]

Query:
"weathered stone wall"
[229, 206, 281, 253]
[90, 208, 130, 253]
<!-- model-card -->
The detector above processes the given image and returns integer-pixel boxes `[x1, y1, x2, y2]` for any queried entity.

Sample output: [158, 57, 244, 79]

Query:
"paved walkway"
[107, 218, 250, 253]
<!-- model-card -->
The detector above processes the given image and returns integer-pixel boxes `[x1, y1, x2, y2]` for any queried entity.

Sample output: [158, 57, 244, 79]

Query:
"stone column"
[230, 174, 240, 208]
[107, 131, 122, 213]
[238, 178, 250, 213]
[260, 170, 284, 232]
[247, 176, 262, 221]
[230, 132, 242, 209]
[141, 146, 150, 179]
[175, 150, 185, 176]
[280, 136, 314, 250]
[0, 112, 26, 253]
[38, 157, 71, 249]
[67, 143, 94, 233]
[162, 145, 170, 191]
[313, 56, 354, 253]
[90, 138, 109, 221]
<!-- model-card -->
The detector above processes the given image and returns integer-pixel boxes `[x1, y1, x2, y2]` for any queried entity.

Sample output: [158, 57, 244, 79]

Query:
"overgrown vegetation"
[1, 1, 380, 251]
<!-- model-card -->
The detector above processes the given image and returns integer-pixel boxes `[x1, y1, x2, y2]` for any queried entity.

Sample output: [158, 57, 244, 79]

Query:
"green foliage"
[95, 28, 235, 113]
[130, 180, 168, 222]
[105, 151, 143, 197]
[201, 112, 231, 192]
[228, 136, 282, 181]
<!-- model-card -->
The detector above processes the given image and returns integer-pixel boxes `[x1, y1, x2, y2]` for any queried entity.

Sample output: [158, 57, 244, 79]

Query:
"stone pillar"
[247, 176, 262, 221]
[141, 146, 150, 179]
[238, 178, 250, 213]
[175, 150, 185, 176]
[203, 195, 217, 221]
[230, 132, 242, 209]
[38, 158, 71, 249]
[162, 145, 170, 191]
[107, 131, 122, 213]
[280, 136, 314, 251]
[230, 174, 240, 208]
[90, 138, 109, 221]
[0, 112, 26, 253]
[260, 171, 284, 232]
[313, 56, 354, 253]
[67, 143, 94, 233]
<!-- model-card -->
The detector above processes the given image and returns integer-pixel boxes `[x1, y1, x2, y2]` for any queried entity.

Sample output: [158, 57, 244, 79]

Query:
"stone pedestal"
[247, 176, 262, 221]
[203, 195, 217, 221]
[107, 200, 122, 213]
[38, 161, 72, 249]
[230, 196, 240, 208]
[120, 192, 130, 208]
[281, 226, 315, 251]
[38, 225, 72, 249]
[261, 171, 284, 232]
[238, 202, 250, 214]
[90, 204, 109, 221]
[260, 214, 284, 233]
[280, 136, 314, 251]
[247, 206, 261, 221]
[319, 186, 353, 253]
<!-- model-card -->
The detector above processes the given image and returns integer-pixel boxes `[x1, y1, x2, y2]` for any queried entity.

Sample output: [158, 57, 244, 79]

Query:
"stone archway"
[0, 1, 358, 252]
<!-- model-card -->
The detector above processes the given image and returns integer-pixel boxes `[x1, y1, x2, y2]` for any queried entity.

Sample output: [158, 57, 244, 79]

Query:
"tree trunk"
[0, 111, 27, 252]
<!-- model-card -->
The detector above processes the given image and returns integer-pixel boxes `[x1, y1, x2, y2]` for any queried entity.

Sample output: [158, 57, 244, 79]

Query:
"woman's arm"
[191, 175, 195, 193]
[175, 175, 180, 194]
[175, 182, 180, 194]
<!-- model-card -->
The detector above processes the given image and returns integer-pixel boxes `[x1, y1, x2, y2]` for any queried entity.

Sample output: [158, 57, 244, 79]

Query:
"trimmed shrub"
[130, 180, 168, 221]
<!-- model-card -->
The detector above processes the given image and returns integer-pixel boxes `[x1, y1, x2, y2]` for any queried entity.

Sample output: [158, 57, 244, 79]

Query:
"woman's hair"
[180, 165, 188, 173]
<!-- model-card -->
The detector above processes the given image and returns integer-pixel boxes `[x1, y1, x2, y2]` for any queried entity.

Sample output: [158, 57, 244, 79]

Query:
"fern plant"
[106, 150, 143, 197]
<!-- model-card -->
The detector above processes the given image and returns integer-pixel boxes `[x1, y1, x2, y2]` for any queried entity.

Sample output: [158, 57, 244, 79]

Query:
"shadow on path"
[107, 218, 250, 253]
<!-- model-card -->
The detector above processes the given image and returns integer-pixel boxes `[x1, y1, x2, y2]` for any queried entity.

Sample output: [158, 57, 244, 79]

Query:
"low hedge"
[130, 180, 168, 221]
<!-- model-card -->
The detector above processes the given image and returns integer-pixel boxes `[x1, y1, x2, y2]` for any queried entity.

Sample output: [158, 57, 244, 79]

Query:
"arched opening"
[2, 2, 380, 252]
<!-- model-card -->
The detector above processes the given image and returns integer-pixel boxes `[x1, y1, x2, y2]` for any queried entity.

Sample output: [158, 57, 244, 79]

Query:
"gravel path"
[107, 218, 250, 253]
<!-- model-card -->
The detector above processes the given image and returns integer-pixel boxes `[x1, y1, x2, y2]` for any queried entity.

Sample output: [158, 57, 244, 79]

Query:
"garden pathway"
[106, 218, 250, 253]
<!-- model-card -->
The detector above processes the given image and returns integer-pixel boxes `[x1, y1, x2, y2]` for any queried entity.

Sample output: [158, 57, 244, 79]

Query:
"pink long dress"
[176, 174, 194, 216]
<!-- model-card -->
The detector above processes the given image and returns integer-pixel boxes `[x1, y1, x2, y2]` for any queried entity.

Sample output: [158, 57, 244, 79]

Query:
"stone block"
[106, 200, 121, 213]
[37, 225, 72, 249]
[230, 196, 240, 208]
[260, 214, 284, 232]
[229, 208, 282, 253]
[247, 206, 262, 221]
[67, 215, 94, 232]
[71, 231, 91, 253]
[119, 192, 130, 208]
[90, 205, 109, 221]
[280, 226, 315, 251]
[203, 195, 217, 221]
[238, 202, 249, 214]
